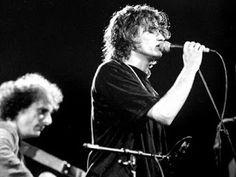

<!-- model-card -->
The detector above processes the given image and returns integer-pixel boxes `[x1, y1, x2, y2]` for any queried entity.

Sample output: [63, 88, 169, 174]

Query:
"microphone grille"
[159, 41, 171, 52]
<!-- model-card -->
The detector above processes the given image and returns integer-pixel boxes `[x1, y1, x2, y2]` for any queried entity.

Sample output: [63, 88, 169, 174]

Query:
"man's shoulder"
[97, 60, 128, 74]
[0, 122, 16, 134]
[0, 122, 18, 146]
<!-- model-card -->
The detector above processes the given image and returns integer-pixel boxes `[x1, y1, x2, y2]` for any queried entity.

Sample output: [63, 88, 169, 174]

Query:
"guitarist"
[0, 73, 63, 177]
[86, 4, 205, 177]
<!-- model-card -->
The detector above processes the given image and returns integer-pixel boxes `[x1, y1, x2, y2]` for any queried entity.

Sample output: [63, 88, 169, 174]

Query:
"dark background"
[0, 0, 235, 177]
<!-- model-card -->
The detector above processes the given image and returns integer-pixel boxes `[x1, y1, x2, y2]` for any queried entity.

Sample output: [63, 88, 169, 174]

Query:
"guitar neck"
[20, 141, 86, 177]
[68, 166, 86, 177]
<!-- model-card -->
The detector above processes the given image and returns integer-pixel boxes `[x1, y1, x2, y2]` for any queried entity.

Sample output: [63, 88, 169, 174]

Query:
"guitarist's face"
[14, 98, 53, 139]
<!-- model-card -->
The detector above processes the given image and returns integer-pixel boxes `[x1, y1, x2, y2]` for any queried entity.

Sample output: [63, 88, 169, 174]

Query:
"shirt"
[86, 60, 167, 177]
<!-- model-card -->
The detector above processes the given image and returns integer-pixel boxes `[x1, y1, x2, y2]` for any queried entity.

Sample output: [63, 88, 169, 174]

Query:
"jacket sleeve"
[0, 128, 34, 177]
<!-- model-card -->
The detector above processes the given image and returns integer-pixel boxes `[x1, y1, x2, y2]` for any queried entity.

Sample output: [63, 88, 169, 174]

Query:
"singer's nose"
[156, 33, 165, 41]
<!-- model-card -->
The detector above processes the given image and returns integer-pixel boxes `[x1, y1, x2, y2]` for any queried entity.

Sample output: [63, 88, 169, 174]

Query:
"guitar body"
[38, 171, 57, 177]
[161, 136, 192, 176]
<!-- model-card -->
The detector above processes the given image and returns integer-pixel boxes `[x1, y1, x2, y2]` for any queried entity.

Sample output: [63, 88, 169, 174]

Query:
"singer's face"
[134, 27, 165, 59]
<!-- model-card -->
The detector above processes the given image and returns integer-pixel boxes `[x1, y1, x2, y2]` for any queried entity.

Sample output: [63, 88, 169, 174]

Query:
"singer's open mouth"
[155, 43, 162, 49]
[156, 41, 165, 48]
[156, 44, 161, 48]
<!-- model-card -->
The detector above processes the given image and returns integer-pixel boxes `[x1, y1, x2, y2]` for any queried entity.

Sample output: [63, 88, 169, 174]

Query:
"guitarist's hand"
[38, 171, 57, 177]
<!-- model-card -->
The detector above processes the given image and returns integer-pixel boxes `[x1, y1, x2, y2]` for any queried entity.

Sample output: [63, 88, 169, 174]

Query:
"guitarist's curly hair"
[0, 73, 63, 121]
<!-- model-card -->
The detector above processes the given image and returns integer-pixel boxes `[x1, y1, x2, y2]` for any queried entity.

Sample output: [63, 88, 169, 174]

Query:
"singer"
[86, 4, 205, 177]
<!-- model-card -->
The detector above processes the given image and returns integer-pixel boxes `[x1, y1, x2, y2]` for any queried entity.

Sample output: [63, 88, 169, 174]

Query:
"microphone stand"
[198, 68, 236, 164]
[214, 120, 236, 166]
[83, 143, 167, 177]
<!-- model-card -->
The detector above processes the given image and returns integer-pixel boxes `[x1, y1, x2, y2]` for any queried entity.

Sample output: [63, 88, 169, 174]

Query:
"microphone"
[222, 117, 236, 123]
[159, 41, 210, 53]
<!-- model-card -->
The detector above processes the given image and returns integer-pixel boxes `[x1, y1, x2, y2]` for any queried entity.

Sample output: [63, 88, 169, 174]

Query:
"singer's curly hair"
[0, 73, 63, 121]
[103, 4, 171, 62]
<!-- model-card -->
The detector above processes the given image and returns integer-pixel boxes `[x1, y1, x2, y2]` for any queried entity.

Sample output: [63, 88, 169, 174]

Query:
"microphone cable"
[199, 49, 236, 161]
[198, 49, 227, 121]
[154, 156, 165, 177]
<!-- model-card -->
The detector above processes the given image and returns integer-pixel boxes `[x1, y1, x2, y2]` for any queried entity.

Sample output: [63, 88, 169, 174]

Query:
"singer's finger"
[189, 41, 196, 48]
[195, 42, 201, 50]
[183, 41, 190, 52]
[184, 41, 191, 47]
[199, 45, 206, 52]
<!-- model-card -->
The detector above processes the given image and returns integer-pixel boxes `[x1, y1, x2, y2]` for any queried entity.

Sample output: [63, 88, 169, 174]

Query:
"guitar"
[160, 136, 192, 175]
[38, 171, 57, 177]
[20, 141, 86, 177]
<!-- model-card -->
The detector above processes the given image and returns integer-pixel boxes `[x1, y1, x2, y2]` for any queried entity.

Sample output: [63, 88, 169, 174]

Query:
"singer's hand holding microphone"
[160, 41, 209, 73]
[159, 41, 210, 53]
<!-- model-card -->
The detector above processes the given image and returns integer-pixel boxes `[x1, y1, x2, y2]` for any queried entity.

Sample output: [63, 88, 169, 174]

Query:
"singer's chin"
[155, 48, 163, 56]
[154, 52, 163, 59]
